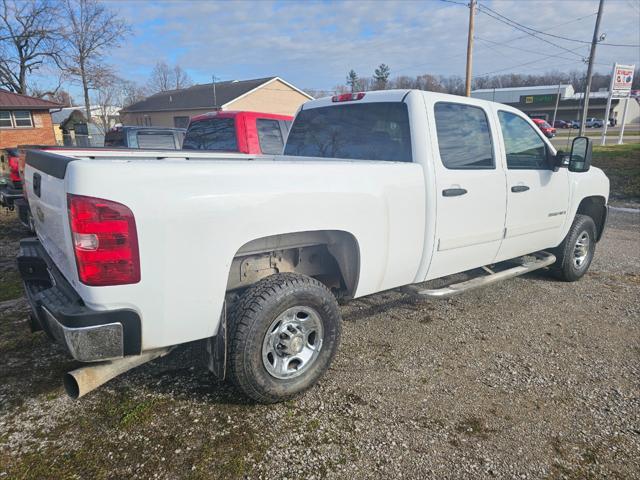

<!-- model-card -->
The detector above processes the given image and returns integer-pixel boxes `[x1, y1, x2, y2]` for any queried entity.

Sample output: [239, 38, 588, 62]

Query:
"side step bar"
[416, 251, 556, 299]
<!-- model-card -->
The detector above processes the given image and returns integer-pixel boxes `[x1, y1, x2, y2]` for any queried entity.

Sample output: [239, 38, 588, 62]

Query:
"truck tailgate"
[24, 152, 77, 284]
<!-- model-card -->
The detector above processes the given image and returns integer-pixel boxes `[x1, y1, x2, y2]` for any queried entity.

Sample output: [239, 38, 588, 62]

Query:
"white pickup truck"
[17, 90, 609, 403]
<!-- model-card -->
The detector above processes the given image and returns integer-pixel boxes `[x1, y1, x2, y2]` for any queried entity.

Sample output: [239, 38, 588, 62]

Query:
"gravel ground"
[0, 208, 638, 479]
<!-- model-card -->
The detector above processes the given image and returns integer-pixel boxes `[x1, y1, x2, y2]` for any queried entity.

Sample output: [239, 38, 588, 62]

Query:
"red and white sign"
[612, 64, 635, 97]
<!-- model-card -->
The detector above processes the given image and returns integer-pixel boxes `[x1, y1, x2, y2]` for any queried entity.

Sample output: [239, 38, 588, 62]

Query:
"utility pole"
[579, 0, 605, 136]
[212, 75, 219, 109]
[551, 83, 561, 127]
[465, 0, 476, 97]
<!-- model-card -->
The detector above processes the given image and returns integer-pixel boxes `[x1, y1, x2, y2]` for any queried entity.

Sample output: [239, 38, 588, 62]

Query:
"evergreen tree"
[373, 64, 390, 89]
[346, 69, 359, 93]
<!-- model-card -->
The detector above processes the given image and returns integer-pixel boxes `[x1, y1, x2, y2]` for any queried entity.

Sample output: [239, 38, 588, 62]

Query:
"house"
[0, 89, 61, 149]
[119, 77, 313, 128]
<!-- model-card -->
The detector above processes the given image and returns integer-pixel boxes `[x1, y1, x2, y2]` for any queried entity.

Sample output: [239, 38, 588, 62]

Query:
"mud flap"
[206, 302, 227, 380]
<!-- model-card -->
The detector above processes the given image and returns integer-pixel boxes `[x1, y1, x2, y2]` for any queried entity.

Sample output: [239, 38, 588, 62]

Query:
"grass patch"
[591, 144, 640, 200]
[0, 269, 23, 302]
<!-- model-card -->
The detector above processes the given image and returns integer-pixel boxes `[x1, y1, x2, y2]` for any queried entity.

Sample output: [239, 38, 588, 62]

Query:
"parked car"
[104, 126, 186, 149]
[532, 118, 557, 138]
[585, 118, 604, 128]
[18, 90, 609, 403]
[553, 120, 571, 129]
[0, 148, 22, 210]
[571, 120, 581, 129]
[182, 111, 293, 154]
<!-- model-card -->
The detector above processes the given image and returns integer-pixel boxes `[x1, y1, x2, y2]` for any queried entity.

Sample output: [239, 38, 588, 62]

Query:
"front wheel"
[550, 214, 597, 282]
[227, 273, 342, 403]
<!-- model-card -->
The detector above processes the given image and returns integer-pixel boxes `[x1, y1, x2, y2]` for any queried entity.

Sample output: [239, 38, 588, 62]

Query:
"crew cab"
[182, 111, 293, 154]
[17, 90, 609, 403]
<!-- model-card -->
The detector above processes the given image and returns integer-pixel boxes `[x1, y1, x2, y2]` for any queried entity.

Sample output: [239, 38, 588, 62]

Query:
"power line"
[479, 4, 640, 48]
[476, 4, 586, 58]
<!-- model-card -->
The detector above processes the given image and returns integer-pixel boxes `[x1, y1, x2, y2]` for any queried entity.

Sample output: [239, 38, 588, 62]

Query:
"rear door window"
[257, 119, 284, 154]
[498, 111, 549, 170]
[104, 130, 125, 147]
[284, 102, 412, 162]
[434, 102, 494, 169]
[182, 118, 238, 151]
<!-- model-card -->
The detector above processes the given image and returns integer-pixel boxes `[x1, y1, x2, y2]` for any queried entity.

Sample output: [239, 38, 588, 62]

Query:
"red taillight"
[8, 156, 20, 183]
[67, 194, 140, 286]
[331, 92, 365, 102]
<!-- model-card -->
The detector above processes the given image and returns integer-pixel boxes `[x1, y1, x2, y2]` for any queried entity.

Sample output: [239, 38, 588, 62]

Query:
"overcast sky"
[80, 0, 640, 92]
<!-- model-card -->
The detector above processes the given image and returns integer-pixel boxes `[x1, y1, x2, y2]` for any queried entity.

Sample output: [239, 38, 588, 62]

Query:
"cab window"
[498, 111, 549, 170]
[434, 102, 494, 169]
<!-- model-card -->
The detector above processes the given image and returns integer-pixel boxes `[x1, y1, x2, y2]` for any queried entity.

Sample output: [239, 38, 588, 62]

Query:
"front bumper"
[17, 238, 141, 362]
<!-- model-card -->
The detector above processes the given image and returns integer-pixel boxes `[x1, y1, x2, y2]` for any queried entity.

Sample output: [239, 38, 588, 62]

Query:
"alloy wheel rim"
[573, 231, 590, 268]
[262, 306, 324, 380]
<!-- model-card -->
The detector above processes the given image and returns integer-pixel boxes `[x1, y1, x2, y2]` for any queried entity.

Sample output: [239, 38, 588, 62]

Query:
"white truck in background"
[17, 90, 609, 403]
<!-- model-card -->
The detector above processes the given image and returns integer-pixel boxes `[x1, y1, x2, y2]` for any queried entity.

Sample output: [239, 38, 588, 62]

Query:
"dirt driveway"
[1, 208, 638, 479]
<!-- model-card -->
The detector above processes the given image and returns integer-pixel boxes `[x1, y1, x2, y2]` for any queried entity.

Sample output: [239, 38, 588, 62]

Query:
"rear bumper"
[17, 238, 142, 362]
[14, 198, 33, 231]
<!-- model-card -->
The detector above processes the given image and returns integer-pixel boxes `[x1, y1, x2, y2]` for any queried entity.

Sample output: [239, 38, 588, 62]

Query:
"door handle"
[511, 185, 530, 193]
[442, 188, 467, 197]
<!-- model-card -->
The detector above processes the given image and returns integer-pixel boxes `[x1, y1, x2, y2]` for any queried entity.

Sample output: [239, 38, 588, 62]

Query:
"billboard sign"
[612, 64, 635, 97]
[520, 94, 558, 105]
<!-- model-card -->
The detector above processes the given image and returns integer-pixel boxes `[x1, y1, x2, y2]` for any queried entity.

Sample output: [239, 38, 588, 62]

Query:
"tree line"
[305, 64, 640, 99]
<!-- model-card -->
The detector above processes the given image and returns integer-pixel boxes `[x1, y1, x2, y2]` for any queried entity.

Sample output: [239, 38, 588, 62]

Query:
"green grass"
[0, 270, 23, 302]
[591, 143, 640, 200]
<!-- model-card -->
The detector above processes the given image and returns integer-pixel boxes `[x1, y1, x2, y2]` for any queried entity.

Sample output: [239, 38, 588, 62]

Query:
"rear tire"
[550, 214, 597, 282]
[228, 273, 342, 403]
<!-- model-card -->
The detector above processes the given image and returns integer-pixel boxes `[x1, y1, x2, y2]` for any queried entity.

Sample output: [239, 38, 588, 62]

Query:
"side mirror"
[569, 136, 592, 173]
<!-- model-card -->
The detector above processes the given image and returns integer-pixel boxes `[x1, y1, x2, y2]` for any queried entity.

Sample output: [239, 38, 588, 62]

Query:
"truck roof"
[302, 89, 515, 112]
[190, 110, 293, 123]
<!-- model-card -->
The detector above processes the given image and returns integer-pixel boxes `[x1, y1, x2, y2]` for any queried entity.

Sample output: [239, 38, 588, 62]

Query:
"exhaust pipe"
[64, 348, 171, 399]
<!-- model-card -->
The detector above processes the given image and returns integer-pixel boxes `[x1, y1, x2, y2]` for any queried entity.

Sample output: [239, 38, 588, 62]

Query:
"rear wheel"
[550, 214, 597, 282]
[228, 273, 341, 403]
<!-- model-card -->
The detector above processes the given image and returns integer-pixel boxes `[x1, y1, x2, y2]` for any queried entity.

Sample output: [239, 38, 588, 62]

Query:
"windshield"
[284, 102, 412, 162]
[182, 118, 238, 151]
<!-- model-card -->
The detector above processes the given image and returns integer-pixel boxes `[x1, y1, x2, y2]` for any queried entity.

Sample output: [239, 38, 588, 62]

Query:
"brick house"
[0, 89, 61, 149]
[119, 77, 313, 128]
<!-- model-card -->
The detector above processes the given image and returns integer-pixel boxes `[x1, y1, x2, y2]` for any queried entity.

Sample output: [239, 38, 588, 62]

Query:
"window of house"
[498, 111, 549, 170]
[13, 111, 33, 127]
[257, 119, 284, 154]
[173, 116, 190, 129]
[0, 111, 12, 128]
[434, 102, 494, 169]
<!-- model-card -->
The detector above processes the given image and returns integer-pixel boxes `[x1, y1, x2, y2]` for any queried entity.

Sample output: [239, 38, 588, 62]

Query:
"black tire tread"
[550, 214, 597, 282]
[227, 273, 340, 403]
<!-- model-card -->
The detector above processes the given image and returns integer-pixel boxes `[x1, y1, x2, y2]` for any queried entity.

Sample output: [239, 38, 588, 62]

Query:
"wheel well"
[227, 230, 360, 298]
[576, 196, 607, 241]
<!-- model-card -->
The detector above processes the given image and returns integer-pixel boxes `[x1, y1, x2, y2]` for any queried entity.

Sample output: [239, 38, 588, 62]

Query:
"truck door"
[493, 110, 569, 262]
[426, 101, 507, 279]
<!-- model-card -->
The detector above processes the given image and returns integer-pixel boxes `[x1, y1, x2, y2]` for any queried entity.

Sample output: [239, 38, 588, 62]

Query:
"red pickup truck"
[182, 111, 293, 154]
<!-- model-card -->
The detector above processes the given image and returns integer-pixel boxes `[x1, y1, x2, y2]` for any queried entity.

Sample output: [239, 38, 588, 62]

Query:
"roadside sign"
[612, 64, 635, 97]
[601, 63, 636, 145]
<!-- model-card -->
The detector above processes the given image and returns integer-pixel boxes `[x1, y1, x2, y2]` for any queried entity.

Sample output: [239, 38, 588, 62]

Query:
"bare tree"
[173, 64, 192, 90]
[147, 61, 192, 93]
[60, 0, 130, 120]
[0, 0, 63, 94]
